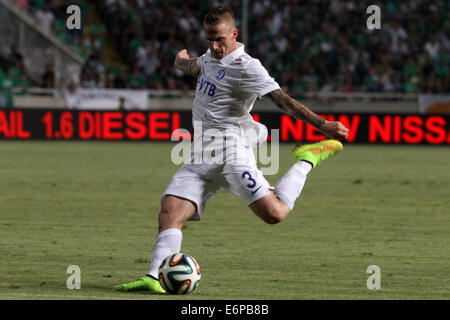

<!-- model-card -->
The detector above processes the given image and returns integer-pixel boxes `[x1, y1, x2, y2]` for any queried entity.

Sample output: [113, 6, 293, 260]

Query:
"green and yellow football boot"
[113, 275, 166, 293]
[292, 139, 343, 167]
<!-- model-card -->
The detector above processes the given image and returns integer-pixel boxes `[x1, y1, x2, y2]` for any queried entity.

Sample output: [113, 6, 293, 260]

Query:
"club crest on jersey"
[216, 68, 225, 80]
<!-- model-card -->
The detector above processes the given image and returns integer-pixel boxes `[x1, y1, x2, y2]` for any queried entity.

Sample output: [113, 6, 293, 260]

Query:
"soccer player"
[114, 5, 349, 293]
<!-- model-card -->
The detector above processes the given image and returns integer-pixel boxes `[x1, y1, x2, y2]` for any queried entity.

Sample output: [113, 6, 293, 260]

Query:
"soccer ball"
[158, 253, 201, 294]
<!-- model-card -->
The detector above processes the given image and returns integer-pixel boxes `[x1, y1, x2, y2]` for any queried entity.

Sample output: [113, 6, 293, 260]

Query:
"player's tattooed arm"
[268, 89, 326, 128]
[268, 89, 349, 139]
[174, 49, 200, 77]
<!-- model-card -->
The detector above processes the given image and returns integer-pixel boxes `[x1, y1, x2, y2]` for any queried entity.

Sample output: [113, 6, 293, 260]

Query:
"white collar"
[208, 42, 245, 66]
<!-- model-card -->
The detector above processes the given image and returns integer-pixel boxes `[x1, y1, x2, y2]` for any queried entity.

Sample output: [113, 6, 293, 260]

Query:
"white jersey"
[164, 43, 279, 219]
[193, 42, 280, 145]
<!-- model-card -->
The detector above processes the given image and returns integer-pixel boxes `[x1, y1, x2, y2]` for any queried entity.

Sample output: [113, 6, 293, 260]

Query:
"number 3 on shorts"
[242, 171, 256, 189]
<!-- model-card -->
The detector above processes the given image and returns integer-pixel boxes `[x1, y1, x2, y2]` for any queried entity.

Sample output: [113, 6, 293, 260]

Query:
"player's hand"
[176, 49, 191, 62]
[174, 49, 200, 76]
[319, 120, 349, 140]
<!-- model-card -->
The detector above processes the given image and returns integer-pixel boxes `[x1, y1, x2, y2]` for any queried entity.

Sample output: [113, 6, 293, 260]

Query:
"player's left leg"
[246, 160, 310, 224]
[248, 139, 344, 224]
[224, 164, 292, 224]
[248, 191, 290, 224]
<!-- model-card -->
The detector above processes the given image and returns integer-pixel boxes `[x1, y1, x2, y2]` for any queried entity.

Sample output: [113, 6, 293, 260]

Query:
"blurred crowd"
[2, 0, 449, 95]
[2, 0, 105, 91]
[0, 45, 30, 95]
[248, 0, 450, 95]
[92, 0, 221, 91]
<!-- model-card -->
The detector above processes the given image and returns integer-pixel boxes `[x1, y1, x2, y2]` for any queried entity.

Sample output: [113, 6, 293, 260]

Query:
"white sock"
[275, 161, 312, 210]
[147, 228, 182, 278]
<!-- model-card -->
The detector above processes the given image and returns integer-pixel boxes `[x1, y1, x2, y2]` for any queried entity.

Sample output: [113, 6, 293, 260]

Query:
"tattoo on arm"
[174, 58, 200, 77]
[268, 89, 326, 129]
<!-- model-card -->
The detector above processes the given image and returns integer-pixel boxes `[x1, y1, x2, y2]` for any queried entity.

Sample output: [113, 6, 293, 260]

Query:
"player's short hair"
[203, 5, 235, 27]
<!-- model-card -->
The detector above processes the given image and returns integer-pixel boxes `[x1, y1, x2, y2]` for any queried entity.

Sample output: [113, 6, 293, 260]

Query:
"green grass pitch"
[0, 141, 449, 300]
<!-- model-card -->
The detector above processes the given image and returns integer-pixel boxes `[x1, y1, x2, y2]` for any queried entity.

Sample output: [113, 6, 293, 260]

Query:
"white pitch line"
[0, 292, 163, 300]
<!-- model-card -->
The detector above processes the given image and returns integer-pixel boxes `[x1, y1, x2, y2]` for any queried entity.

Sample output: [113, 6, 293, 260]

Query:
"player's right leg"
[147, 195, 197, 279]
[113, 163, 219, 293]
[113, 195, 196, 293]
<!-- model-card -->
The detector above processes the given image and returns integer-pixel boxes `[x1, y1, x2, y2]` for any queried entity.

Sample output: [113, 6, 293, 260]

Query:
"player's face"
[204, 21, 238, 60]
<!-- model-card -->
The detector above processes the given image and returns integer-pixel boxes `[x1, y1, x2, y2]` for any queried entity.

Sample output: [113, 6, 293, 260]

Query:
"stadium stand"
[93, 0, 449, 95]
[0, 0, 449, 96]
[0, 45, 30, 94]
[247, 0, 449, 95]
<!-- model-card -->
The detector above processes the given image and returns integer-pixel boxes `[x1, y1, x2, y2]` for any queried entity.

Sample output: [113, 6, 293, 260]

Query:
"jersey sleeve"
[196, 53, 206, 67]
[239, 59, 280, 98]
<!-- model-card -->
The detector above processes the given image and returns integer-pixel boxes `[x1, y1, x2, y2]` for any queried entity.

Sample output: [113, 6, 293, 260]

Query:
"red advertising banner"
[0, 109, 449, 144]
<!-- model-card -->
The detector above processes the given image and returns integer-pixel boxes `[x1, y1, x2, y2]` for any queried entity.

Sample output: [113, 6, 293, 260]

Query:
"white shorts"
[161, 163, 273, 221]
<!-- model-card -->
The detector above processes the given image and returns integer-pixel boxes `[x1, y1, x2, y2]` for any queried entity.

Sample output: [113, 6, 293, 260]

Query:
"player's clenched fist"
[319, 121, 349, 140]
[174, 49, 200, 76]
[176, 49, 191, 61]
